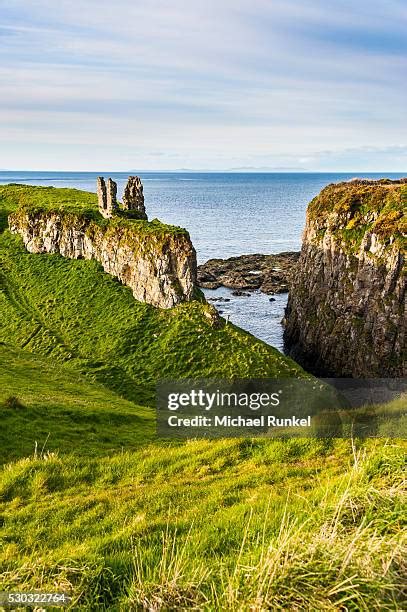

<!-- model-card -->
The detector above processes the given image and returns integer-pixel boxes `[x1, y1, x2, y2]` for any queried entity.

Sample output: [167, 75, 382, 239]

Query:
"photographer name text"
[167, 415, 312, 428]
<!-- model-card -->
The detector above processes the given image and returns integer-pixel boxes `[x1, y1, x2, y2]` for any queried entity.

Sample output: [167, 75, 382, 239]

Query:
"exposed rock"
[122, 176, 148, 220]
[197, 252, 300, 294]
[9, 211, 197, 309]
[284, 179, 406, 377]
[203, 304, 223, 328]
[231, 290, 251, 297]
[346, 177, 407, 185]
[207, 297, 231, 303]
[196, 270, 220, 289]
[98, 176, 147, 220]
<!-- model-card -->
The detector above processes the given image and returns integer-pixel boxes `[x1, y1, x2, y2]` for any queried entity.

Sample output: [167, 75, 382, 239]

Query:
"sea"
[1, 171, 404, 350]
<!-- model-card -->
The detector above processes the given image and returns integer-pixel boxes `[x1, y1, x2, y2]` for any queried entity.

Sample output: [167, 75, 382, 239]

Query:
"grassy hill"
[0, 184, 406, 609]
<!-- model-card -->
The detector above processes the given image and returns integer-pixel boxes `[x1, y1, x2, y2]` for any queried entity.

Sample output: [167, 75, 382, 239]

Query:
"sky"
[0, 0, 406, 171]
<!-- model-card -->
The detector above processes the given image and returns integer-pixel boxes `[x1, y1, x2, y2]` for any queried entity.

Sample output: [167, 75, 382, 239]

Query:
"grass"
[0, 183, 99, 218]
[0, 346, 154, 463]
[0, 184, 406, 609]
[1, 439, 406, 609]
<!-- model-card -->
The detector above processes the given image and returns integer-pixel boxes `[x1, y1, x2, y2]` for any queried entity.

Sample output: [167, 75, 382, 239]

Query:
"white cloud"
[0, 0, 406, 169]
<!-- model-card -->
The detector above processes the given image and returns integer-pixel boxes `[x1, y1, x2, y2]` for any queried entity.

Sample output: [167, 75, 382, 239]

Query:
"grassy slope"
[0, 183, 99, 217]
[0, 346, 154, 462]
[0, 185, 406, 609]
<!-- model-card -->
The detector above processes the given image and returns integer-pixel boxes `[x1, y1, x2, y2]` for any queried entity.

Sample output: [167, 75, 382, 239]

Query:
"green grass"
[1, 438, 406, 609]
[0, 346, 154, 463]
[0, 183, 99, 218]
[0, 184, 406, 610]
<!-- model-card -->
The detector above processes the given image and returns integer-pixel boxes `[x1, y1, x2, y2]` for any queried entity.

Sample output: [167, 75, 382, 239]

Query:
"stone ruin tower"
[97, 176, 148, 220]
[122, 176, 148, 220]
[97, 177, 118, 219]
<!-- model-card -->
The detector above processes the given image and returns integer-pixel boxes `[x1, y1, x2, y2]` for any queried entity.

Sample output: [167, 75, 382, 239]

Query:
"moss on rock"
[307, 179, 406, 252]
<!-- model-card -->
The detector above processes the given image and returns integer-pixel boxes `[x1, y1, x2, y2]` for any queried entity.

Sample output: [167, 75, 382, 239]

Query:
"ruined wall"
[97, 176, 147, 220]
[122, 176, 147, 219]
[97, 177, 118, 219]
[284, 179, 406, 377]
[9, 211, 197, 309]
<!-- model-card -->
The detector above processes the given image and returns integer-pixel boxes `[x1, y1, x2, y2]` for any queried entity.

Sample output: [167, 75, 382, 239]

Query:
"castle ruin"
[97, 176, 148, 220]
[97, 177, 118, 219]
[122, 176, 147, 219]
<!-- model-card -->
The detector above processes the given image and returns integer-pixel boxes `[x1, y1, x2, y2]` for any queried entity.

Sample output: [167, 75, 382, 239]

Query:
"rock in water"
[197, 252, 299, 293]
[122, 176, 148, 220]
[284, 179, 406, 377]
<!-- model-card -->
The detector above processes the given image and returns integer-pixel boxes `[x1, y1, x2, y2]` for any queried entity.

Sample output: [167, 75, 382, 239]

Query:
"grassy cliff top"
[307, 179, 407, 250]
[0, 183, 189, 237]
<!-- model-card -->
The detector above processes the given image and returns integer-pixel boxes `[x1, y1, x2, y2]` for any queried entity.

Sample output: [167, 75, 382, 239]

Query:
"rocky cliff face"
[9, 211, 197, 309]
[284, 179, 406, 377]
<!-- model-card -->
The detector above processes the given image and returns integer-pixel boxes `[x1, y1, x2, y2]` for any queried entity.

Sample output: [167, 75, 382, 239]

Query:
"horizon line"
[0, 169, 406, 174]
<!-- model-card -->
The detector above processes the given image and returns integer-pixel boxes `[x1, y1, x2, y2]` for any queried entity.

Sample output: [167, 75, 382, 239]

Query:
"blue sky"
[0, 0, 406, 171]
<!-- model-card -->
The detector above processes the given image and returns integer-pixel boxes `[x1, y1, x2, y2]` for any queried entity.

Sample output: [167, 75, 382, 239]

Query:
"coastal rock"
[197, 252, 300, 294]
[107, 178, 118, 213]
[284, 179, 406, 377]
[9, 211, 197, 309]
[203, 304, 223, 328]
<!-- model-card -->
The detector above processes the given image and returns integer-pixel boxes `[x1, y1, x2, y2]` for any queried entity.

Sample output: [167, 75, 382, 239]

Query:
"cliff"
[8, 204, 197, 309]
[284, 179, 406, 377]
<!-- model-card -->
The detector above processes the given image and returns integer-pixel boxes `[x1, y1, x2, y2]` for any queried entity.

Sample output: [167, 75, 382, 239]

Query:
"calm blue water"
[1, 171, 404, 349]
